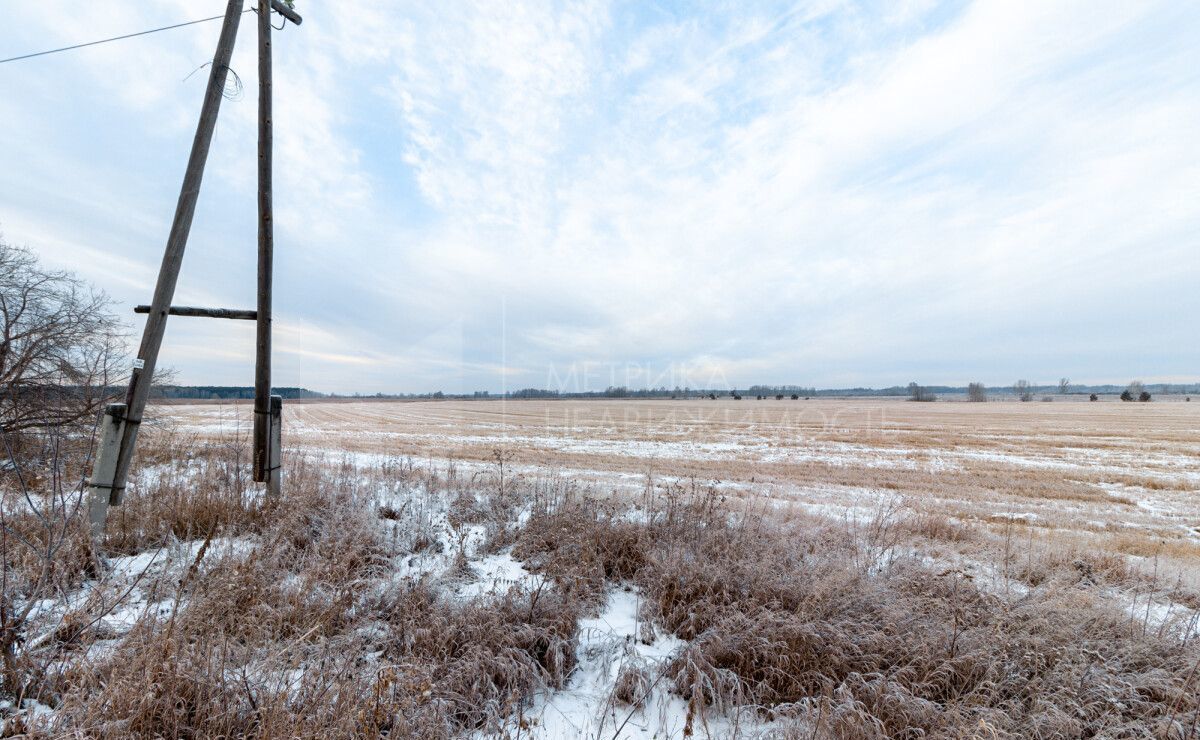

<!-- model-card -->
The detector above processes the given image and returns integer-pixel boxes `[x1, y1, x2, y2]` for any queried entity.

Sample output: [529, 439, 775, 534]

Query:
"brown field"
[162, 397, 1200, 565]
[7, 397, 1200, 736]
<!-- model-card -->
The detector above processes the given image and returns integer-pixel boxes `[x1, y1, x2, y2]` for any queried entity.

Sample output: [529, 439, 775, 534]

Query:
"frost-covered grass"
[3, 423, 1200, 737]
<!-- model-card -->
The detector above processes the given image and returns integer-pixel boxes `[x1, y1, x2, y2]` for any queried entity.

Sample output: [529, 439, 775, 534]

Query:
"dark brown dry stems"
[508, 490, 1200, 738]
[2, 432, 1199, 738]
[0, 435, 589, 737]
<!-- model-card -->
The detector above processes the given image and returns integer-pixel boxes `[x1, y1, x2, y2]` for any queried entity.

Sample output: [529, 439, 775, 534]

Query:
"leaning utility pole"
[88, 0, 302, 538]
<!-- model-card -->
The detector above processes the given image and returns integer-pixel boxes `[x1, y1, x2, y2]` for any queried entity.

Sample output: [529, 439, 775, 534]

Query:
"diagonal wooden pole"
[253, 0, 274, 484]
[104, 0, 245, 505]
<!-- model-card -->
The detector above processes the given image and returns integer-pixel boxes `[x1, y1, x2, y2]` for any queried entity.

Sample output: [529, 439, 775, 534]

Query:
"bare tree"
[1, 240, 126, 436]
[967, 382, 987, 402]
[0, 241, 135, 700]
[907, 382, 936, 402]
[1013, 379, 1033, 402]
[1058, 377, 1070, 395]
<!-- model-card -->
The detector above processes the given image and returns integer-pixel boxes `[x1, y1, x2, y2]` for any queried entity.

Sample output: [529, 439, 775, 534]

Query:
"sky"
[1, 0, 1197, 394]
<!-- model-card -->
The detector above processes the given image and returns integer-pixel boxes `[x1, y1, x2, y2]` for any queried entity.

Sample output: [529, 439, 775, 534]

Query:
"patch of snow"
[514, 588, 758, 739]
[457, 551, 545, 599]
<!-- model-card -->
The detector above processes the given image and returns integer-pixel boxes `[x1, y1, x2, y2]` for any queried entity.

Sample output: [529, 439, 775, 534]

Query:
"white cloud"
[1, 0, 1196, 391]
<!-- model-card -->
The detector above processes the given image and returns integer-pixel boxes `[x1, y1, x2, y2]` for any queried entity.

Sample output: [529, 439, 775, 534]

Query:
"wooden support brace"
[134, 305, 257, 320]
[87, 404, 127, 539]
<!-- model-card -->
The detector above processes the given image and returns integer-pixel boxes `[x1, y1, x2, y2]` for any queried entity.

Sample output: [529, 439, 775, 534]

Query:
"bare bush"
[967, 382, 987, 402]
[0, 426, 96, 709]
[1013, 379, 1033, 402]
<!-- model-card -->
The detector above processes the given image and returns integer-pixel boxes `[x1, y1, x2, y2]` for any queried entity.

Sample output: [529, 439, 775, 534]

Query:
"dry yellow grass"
[160, 397, 1200, 567]
[4, 408, 1200, 737]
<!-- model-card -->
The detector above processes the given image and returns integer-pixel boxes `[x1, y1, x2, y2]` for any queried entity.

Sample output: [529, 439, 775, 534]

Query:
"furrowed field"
[178, 397, 1200, 559]
[4, 397, 1200, 737]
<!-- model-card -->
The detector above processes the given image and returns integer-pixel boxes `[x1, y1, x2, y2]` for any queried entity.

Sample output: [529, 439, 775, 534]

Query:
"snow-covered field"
[161, 397, 1200, 553]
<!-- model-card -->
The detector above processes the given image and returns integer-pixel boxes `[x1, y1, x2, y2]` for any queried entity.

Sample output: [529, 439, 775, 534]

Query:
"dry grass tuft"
[364, 583, 580, 735]
[898, 510, 977, 543]
[512, 497, 651, 606]
[102, 435, 271, 555]
[640, 516, 1200, 737]
[612, 661, 652, 708]
[1015, 547, 1135, 588]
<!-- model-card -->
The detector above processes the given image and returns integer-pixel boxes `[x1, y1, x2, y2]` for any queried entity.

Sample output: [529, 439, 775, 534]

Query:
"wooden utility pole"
[89, 0, 302, 538]
[254, 0, 275, 485]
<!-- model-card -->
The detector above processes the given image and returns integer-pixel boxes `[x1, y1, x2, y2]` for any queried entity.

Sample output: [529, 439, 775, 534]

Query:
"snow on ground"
[457, 550, 546, 599]
[308, 446, 1200, 547]
[164, 406, 1200, 530]
[73, 403, 1196, 734]
[25, 530, 252, 628]
[508, 587, 751, 739]
[0, 536, 258, 730]
[24, 535, 253, 659]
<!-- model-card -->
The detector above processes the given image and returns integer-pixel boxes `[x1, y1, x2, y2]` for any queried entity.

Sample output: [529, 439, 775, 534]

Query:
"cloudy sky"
[1, 1, 1197, 394]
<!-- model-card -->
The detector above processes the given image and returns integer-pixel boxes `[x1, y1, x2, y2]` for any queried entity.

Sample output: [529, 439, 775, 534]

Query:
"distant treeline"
[892, 383, 1200, 397]
[497, 383, 1199, 399]
[150, 383, 1200, 401]
[152, 386, 326, 400]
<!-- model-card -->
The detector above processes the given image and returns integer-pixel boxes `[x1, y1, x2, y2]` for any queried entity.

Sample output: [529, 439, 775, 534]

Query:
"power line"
[0, 9, 254, 66]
